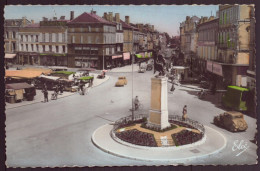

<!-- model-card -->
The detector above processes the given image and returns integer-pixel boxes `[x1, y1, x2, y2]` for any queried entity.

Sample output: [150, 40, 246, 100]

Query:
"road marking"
[95, 115, 115, 122]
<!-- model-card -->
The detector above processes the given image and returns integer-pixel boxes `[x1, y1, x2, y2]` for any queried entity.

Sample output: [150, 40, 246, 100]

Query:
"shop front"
[111, 54, 123, 67]
[19, 53, 39, 65]
[123, 52, 131, 65]
[5, 53, 17, 66]
[74, 56, 100, 69]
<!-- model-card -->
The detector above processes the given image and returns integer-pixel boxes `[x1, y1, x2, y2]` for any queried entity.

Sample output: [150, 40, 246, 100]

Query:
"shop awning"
[6, 70, 47, 79]
[5, 54, 16, 59]
[112, 55, 123, 59]
[6, 82, 34, 90]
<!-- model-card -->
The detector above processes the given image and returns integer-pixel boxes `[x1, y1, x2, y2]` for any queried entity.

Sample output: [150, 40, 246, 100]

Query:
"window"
[26, 44, 28, 51]
[26, 35, 28, 42]
[6, 31, 8, 39]
[62, 33, 65, 42]
[88, 26, 91, 32]
[43, 45, 45, 52]
[106, 48, 109, 55]
[56, 46, 59, 53]
[56, 33, 58, 42]
[82, 47, 90, 54]
[21, 35, 23, 41]
[36, 44, 39, 51]
[42, 33, 45, 42]
[31, 44, 34, 51]
[49, 45, 52, 52]
[62, 45, 65, 53]
[49, 33, 52, 42]
[21, 44, 24, 51]
[74, 46, 82, 54]
[12, 43, 16, 52]
[80, 36, 83, 43]
[13, 32, 16, 39]
[36, 35, 38, 42]
[72, 36, 75, 43]
[91, 47, 98, 55]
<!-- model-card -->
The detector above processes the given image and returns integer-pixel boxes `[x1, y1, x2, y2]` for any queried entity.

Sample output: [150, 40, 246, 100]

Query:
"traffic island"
[91, 116, 227, 162]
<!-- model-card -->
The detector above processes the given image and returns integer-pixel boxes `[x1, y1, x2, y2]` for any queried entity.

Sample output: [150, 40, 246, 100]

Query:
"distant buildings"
[5, 10, 164, 69]
[179, 5, 255, 90]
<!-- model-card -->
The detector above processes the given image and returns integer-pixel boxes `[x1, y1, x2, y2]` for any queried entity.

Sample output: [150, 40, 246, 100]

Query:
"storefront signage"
[206, 61, 213, 72]
[197, 41, 215, 46]
[123, 52, 130, 60]
[112, 55, 122, 59]
[213, 63, 223, 76]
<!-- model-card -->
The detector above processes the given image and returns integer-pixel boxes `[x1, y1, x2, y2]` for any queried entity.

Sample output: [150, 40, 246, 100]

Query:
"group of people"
[41, 82, 65, 102]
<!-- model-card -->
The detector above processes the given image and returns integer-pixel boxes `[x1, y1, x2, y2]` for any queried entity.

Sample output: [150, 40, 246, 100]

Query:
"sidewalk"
[6, 73, 110, 110]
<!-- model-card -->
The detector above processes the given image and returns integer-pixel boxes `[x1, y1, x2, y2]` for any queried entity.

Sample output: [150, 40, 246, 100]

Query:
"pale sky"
[5, 5, 218, 36]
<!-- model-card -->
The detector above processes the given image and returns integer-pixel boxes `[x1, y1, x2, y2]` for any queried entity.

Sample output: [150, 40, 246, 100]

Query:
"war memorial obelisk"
[147, 53, 170, 130]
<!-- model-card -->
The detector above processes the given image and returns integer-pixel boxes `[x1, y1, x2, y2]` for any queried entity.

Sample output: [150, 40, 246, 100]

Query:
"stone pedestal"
[147, 77, 170, 130]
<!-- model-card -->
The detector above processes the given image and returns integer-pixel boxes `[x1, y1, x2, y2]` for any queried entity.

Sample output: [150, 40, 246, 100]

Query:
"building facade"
[197, 17, 219, 75]
[217, 5, 252, 87]
[67, 11, 116, 69]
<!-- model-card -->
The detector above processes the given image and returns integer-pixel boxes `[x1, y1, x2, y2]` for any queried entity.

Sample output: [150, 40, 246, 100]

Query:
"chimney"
[42, 17, 48, 21]
[125, 16, 130, 24]
[70, 11, 74, 20]
[115, 13, 120, 23]
[103, 12, 108, 20]
[31, 20, 34, 24]
[22, 17, 27, 26]
[109, 12, 113, 22]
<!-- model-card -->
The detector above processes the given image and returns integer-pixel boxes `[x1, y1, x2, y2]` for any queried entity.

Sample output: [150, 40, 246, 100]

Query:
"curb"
[91, 124, 227, 162]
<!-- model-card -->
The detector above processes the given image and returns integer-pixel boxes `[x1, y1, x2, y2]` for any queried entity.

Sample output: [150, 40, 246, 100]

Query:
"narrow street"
[5, 68, 257, 167]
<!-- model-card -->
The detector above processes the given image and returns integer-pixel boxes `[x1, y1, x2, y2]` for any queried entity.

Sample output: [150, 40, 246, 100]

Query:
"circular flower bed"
[172, 130, 203, 146]
[115, 129, 157, 147]
[112, 115, 205, 147]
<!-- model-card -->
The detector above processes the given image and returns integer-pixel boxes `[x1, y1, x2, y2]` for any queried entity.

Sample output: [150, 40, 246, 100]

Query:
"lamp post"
[131, 52, 134, 121]
[103, 49, 104, 70]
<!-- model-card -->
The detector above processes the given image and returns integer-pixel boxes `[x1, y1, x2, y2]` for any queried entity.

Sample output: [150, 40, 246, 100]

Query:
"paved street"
[5, 67, 257, 167]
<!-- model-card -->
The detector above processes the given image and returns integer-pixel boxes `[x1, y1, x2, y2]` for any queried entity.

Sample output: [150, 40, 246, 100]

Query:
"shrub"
[171, 130, 203, 146]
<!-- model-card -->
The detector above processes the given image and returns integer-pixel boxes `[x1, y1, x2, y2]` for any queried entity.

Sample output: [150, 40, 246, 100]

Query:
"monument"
[147, 52, 170, 130]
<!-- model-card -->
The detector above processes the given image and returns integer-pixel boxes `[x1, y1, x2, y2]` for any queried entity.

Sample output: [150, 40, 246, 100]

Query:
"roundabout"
[91, 115, 227, 162]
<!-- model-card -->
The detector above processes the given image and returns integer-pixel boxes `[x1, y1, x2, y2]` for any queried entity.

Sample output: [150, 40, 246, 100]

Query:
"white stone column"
[147, 77, 170, 130]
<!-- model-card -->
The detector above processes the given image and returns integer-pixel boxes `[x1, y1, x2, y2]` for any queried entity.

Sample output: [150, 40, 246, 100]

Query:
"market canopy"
[6, 82, 34, 90]
[38, 75, 60, 80]
[5, 54, 16, 59]
[23, 68, 52, 74]
[6, 70, 46, 79]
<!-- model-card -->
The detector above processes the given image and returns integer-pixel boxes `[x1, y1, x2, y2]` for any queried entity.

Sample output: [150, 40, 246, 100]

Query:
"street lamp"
[131, 52, 134, 121]
[103, 49, 104, 70]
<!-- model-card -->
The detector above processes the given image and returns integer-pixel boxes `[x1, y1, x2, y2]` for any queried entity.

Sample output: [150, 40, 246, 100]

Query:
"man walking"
[134, 96, 140, 110]
[182, 105, 187, 121]
[42, 89, 48, 103]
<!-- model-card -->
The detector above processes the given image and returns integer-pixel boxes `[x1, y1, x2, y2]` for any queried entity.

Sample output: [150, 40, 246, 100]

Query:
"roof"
[6, 82, 34, 90]
[69, 12, 115, 25]
[25, 23, 40, 28]
[38, 75, 60, 80]
[120, 20, 132, 29]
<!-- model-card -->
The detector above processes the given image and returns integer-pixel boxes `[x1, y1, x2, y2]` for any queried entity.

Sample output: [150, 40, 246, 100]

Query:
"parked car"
[146, 64, 153, 71]
[115, 77, 127, 87]
[138, 67, 146, 73]
[213, 111, 248, 132]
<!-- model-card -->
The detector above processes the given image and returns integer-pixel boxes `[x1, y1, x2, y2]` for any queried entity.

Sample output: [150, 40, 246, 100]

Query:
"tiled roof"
[120, 20, 132, 29]
[69, 12, 115, 25]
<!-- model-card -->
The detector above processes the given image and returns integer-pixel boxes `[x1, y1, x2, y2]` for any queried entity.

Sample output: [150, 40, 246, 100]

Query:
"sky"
[5, 5, 218, 36]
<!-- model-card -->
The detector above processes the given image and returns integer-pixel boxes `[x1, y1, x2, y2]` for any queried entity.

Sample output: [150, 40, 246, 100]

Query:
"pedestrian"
[42, 89, 48, 102]
[60, 83, 64, 94]
[182, 105, 187, 121]
[170, 83, 175, 92]
[134, 96, 140, 110]
[79, 81, 85, 95]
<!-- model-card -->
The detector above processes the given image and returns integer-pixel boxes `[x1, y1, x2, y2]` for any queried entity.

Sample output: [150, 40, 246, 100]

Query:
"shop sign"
[213, 63, 223, 76]
[112, 55, 123, 59]
[123, 52, 130, 60]
[206, 60, 213, 72]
